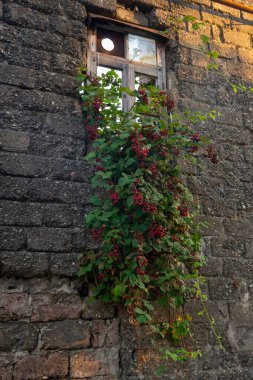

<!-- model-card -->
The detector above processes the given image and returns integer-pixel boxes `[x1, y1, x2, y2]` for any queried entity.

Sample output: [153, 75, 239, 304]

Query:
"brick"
[0, 130, 30, 152]
[0, 84, 77, 113]
[134, 0, 169, 11]
[29, 133, 82, 159]
[200, 196, 236, 218]
[176, 64, 207, 84]
[41, 320, 90, 349]
[47, 15, 87, 41]
[0, 227, 26, 251]
[70, 347, 119, 378]
[208, 278, 239, 300]
[149, 8, 169, 30]
[0, 355, 13, 380]
[92, 319, 119, 348]
[0, 152, 50, 177]
[0, 201, 42, 226]
[1, 251, 48, 278]
[50, 252, 80, 277]
[226, 61, 253, 82]
[82, 299, 116, 319]
[27, 227, 73, 252]
[223, 218, 253, 238]
[3, 3, 48, 31]
[0, 322, 38, 351]
[178, 30, 204, 50]
[0, 109, 45, 133]
[211, 238, 246, 257]
[4, 0, 65, 15]
[245, 240, 253, 258]
[0, 177, 30, 201]
[209, 41, 237, 59]
[115, 8, 148, 26]
[0, 1, 2, 18]
[0, 278, 25, 294]
[0, 293, 31, 321]
[45, 113, 85, 139]
[200, 256, 223, 276]
[49, 158, 93, 182]
[13, 352, 69, 380]
[0, 63, 78, 95]
[29, 178, 77, 203]
[212, 2, 240, 17]
[202, 9, 230, 27]
[191, 50, 210, 68]
[223, 258, 253, 278]
[31, 293, 84, 321]
[223, 30, 251, 48]
[83, 0, 117, 15]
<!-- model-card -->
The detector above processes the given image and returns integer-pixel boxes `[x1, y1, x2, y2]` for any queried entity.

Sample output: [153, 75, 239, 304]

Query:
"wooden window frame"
[87, 22, 166, 111]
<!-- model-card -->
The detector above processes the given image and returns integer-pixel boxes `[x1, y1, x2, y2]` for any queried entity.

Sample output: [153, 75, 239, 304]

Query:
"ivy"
[77, 68, 221, 374]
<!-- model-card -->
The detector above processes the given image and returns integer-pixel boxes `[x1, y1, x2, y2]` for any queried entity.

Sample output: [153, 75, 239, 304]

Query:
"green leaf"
[78, 263, 93, 277]
[137, 314, 147, 324]
[112, 284, 127, 297]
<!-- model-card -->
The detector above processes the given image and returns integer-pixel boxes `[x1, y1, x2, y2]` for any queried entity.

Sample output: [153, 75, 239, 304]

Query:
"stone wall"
[0, 0, 252, 379]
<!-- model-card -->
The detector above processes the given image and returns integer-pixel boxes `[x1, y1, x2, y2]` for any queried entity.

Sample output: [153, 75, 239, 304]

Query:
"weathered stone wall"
[0, 0, 252, 379]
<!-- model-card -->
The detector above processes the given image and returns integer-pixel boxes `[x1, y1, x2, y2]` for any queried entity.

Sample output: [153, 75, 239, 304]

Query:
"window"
[87, 17, 166, 111]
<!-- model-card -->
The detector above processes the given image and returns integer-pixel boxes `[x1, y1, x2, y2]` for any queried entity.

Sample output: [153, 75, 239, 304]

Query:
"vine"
[77, 65, 222, 374]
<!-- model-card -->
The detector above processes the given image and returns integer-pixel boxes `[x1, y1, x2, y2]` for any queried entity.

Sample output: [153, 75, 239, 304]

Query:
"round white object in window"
[101, 38, 114, 52]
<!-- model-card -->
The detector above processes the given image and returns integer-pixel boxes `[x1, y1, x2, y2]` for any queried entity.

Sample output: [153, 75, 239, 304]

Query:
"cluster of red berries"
[158, 147, 169, 158]
[138, 88, 148, 104]
[109, 245, 120, 259]
[131, 134, 150, 161]
[191, 131, 201, 142]
[132, 184, 144, 206]
[86, 125, 98, 140]
[145, 130, 159, 141]
[148, 163, 158, 177]
[91, 225, 105, 240]
[157, 90, 175, 111]
[92, 97, 103, 111]
[98, 272, 107, 282]
[143, 201, 157, 214]
[110, 190, 119, 206]
[148, 223, 166, 238]
[178, 205, 189, 217]
[207, 146, 219, 164]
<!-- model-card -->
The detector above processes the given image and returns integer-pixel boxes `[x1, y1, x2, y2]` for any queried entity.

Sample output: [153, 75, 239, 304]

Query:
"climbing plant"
[76, 65, 222, 373]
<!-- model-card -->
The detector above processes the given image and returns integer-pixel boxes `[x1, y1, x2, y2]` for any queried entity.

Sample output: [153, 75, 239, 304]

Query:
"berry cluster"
[138, 88, 148, 104]
[148, 223, 166, 239]
[110, 190, 119, 206]
[91, 225, 105, 240]
[178, 205, 189, 217]
[131, 134, 150, 161]
[109, 245, 120, 259]
[132, 184, 144, 206]
[92, 97, 103, 111]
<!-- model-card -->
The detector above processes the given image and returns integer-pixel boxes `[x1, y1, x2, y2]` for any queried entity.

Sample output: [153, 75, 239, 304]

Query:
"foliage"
[77, 67, 221, 370]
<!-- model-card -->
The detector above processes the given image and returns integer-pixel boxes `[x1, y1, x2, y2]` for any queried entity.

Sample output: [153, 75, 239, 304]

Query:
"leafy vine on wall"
[76, 64, 221, 371]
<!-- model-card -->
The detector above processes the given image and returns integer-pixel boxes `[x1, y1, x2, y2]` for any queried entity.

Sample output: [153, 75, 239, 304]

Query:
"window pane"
[97, 28, 125, 58]
[135, 74, 157, 90]
[129, 34, 157, 65]
[97, 66, 122, 110]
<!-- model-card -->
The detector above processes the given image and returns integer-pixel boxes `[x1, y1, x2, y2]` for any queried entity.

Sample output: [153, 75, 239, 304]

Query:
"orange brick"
[223, 29, 251, 48]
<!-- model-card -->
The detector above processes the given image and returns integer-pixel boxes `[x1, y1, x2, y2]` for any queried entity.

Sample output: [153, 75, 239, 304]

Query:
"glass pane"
[135, 74, 157, 90]
[129, 34, 157, 65]
[97, 28, 125, 58]
[97, 66, 122, 80]
[97, 66, 122, 110]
